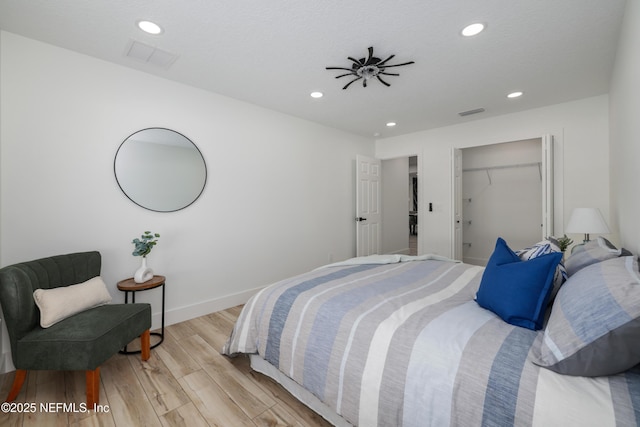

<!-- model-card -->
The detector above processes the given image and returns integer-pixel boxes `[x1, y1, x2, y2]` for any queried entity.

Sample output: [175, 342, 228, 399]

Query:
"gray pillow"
[564, 236, 621, 276]
[531, 256, 640, 376]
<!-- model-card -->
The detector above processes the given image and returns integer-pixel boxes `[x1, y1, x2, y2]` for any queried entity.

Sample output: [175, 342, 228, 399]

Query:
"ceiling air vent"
[124, 40, 178, 69]
[458, 108, 485, 117]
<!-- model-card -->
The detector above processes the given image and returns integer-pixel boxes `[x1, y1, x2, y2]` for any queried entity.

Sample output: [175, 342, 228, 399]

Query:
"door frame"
[368, 154, 422, 256]
[452, 148, 463, 261]
[451, 134, 561, 261]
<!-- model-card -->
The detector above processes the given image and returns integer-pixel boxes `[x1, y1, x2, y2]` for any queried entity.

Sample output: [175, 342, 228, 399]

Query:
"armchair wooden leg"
[6, 369, 27, 402]
[86, 368, 100, 408]
[141, 329, 150, 361]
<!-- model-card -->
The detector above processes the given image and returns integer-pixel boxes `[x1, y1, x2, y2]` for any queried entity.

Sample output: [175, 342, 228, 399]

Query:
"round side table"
[117, 275, 165, 354]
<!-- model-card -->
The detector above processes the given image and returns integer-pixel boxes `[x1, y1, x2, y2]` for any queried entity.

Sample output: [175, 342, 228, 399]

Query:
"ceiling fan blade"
[343, 76, 362, 90]
[376, 76, 391, 87]
[364, 47, 374, 65]
[377, 54, 396, 66]
[382, 61, 415, 68]
[326, 66, 354, 71]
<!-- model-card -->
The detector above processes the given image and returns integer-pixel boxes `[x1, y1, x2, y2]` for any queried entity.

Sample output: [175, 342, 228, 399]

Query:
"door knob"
[356, 217, 367, 222]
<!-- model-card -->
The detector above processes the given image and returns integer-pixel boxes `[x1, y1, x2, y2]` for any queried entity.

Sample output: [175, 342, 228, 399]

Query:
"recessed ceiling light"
[386, 122, 397, 127]
[310, 91, 323, 98]
[461, 23, 485, 37]
[507, 91, 524, 98]
[137, 20, 163, 35]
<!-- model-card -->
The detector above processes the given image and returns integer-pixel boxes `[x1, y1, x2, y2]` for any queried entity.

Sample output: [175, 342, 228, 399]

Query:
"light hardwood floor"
[0, 306, 332, 427]
[409, 233, 417, 256]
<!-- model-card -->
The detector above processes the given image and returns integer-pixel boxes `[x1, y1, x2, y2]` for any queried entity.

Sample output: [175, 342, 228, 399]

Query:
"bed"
[223, 238, 640, 426]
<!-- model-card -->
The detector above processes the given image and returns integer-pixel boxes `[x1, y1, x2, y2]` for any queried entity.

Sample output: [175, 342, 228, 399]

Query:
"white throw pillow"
[33, 276, 112, 328]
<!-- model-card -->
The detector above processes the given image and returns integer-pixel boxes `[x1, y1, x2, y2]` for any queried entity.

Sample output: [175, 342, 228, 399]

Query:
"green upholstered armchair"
[0, 251, 151, 407]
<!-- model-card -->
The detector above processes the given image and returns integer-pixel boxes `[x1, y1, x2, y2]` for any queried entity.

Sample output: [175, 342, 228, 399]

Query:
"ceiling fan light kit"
[326, 46, 414, 90]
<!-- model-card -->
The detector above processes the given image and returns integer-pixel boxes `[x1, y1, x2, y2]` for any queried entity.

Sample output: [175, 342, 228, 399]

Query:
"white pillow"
[33, 276, 112, 328]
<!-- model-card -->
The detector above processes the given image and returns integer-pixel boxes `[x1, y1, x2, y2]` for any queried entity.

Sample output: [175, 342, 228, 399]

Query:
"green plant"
[132, 231, 160, 257]
[555, 234, 573, 252]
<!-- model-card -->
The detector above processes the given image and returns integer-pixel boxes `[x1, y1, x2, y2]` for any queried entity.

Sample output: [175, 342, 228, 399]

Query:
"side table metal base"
[120, 332, 164, 355]
[117, 275, 166, 355]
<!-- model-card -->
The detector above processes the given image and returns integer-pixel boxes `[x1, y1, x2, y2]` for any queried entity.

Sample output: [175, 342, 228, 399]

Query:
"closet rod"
[462, 161, 541, 173]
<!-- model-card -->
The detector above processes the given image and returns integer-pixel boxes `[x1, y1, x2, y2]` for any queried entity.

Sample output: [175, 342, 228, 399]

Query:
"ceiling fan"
[326, 47, 415, 90]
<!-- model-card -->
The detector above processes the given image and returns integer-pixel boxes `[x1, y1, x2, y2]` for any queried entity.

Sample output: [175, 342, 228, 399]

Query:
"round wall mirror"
[114, 128, 207, 212]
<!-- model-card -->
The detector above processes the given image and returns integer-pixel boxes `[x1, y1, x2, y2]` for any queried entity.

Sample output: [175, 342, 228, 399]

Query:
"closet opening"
[459, 138, 548, 265]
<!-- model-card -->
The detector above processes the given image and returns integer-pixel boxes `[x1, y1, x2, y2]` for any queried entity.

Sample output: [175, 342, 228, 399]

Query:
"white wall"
[610, 0, 640, 253]
[376, 95, 610, 258]
[381, 157, 409, 254]
[0, 32, 374, 330]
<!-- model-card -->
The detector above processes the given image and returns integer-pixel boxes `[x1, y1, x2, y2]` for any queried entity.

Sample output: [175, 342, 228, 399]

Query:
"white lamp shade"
[565, 208, 610, 234]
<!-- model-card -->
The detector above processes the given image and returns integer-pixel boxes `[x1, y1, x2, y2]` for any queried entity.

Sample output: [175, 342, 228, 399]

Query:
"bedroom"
[0, 0, 639, 425]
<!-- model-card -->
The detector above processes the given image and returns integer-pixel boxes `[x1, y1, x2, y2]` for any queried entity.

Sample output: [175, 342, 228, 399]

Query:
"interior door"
[356, 155, 381, 256]
[451, 148, 463, 260]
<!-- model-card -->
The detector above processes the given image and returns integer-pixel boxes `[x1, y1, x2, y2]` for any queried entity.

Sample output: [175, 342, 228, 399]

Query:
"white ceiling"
[0, 0, 627, 138]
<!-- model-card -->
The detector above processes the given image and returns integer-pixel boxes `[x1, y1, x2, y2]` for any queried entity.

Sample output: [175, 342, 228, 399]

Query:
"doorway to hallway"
[381, 155, 419, 256]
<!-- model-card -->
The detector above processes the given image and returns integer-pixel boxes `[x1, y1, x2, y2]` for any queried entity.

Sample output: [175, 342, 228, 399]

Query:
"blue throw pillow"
[476, 238, 563, 330]
[516, 239, 568, 302]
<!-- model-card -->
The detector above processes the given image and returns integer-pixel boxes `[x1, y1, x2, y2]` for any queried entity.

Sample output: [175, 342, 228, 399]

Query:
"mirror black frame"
[114, 128, 207, 212]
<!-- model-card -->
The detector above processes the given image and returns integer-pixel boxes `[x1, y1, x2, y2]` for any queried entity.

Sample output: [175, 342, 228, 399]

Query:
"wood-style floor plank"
[153, 338, 201, 380]
[100, 356, 163, 426]
[164, 321, 197, 342]
[178, 371, 254, 427]
[0, 306, 331, 427]
[181, 335, 276, 420]
[159, 402, 209, 427]
[129, 352, 191, 416]
[247, 370, 333, 427]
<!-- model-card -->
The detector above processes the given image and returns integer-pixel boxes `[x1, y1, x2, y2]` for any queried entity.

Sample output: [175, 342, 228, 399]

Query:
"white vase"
[134, 256, 154, 283]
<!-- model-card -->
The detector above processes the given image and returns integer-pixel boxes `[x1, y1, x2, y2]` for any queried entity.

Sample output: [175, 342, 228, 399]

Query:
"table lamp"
[565, 207, 610, 243]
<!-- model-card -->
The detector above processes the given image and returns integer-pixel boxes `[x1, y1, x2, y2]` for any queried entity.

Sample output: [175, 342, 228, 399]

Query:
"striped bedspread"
[223, 257, 640, 426]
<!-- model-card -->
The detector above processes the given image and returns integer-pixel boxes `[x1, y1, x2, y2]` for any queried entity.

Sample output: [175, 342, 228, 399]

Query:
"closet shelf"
[462, 161, 542, 184]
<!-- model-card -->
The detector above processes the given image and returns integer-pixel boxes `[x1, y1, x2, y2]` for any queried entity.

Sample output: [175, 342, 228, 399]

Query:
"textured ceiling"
[0, 0, 627, 138]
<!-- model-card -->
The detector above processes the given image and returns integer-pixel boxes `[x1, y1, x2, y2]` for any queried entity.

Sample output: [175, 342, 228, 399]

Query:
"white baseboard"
[155, 285, 264, 330]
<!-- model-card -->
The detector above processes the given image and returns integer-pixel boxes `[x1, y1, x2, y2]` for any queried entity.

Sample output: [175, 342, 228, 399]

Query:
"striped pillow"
[531, 256, 640, 376]
[516, 239, 567, 300]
